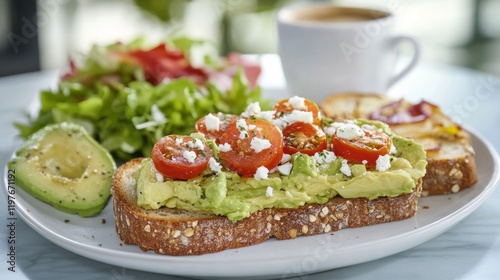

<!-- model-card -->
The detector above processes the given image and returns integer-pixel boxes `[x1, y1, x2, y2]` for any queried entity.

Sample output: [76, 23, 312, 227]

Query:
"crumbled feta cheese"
[288, 96, 307, 110]
[255, 111, 275, 122]
[340, 159, 352, 176]
[241, 102, 261, 118]
[277, 162, 293, 175]
[272, 118, 288, 130]
[362, 160, 368, 165]
[265, 186, 273, 197]
[324, 126, 336, 136]
[236, 118, 248, 139]
[218, 143, 232, 152]
[390, 143, 397, 154]
[175, 137, 183, 146]
[204, 114, 220, 131]
[155, 172, 164, 182]
[376, 154, 391, 171]
[281, 110, 313, 124]
[182, 150, 197, 163]
[280, 153, 292, 164]
[360, 124, 377, 132]
[336, 123, 364, 140]
[254, 166, 269, 180]
[250, 137, 271, 153]
[208, 157, 222, 173]
[187, 138, 204, 150]
[314, 151, 337, 165]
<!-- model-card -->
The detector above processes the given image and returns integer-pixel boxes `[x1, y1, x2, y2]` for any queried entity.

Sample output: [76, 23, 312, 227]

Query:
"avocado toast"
[112, 96, 427, 255]
[320, 93, 477, 196]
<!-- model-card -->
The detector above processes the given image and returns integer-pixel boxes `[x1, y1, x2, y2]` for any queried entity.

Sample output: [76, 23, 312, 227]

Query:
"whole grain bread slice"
[112, 158, 423, 256]
[320, 93, 478, 196]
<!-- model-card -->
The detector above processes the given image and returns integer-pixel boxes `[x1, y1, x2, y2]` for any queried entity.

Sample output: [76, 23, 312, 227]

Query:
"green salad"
[16, 38, 270, 161]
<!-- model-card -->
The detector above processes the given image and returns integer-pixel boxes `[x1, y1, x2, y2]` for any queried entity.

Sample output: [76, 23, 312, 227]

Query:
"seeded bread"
[320, 92, 478, 195]
[112, 158, 423, 256]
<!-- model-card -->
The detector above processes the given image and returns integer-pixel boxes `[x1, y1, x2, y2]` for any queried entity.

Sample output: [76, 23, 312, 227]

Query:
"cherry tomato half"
[273, 97, 321, 125]
[331, 128, 391, 165]
[151, 135, 211, 180]
[282, 122, 327, 156]
[218, 118, 283, 177]
[195, 113, 238, 143]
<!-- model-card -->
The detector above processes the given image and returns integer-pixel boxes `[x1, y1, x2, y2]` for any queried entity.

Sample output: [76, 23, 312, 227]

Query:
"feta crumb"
[204, 114, 220, 131]
[390, 143, 397, 154]
[340, 159, 352, 176]
[324, 126, 336, 136]
[336, 123, 364, 140]
[241, 102, 261, 118]
[362, 160, 368, 165]
[208, 157, 222, 173]
[277, 162, 293, 175]
[265, 186, 273, 197]
[360, 124, 377, 132]
[218, 143, 232, 152]
[250, 137, 271, 153]
[175, 137, 183, 146]
[236, 118, 248, 139]
[254, 166, 269, 180]
[314, 151, 336, 165]
[182, 150, 197, 163]
[280, 153, 292, 164]
[194, 138, 204, 149]
[155, 172, 164, 182]
[288, 96, 307, 110]
[255, 110, 275, 122]
[376, 154, 392, 171]
[281, 110, 313, 124]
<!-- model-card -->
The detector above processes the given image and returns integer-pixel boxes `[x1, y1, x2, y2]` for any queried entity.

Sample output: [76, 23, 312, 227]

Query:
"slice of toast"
[112, 158, 422, 256]
[320, 93, 478, 196]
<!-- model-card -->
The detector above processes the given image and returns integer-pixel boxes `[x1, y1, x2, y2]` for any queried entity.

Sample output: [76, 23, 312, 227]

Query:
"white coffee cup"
[276, 3, 420, 103]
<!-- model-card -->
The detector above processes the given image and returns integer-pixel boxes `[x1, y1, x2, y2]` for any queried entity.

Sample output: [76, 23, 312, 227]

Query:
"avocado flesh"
[8, 123, 116, 217]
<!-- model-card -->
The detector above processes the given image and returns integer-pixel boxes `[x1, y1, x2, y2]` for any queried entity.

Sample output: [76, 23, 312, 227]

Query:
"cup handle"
[387, 35, 421, 88]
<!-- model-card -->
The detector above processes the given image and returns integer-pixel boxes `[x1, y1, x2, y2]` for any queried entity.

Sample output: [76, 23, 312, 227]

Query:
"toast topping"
[135, 97, 427, 222]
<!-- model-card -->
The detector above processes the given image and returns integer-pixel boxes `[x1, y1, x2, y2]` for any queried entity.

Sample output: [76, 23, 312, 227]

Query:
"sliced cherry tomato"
[369, 99, 438, 125]
[195, 113, 238, 143]
[218, 118, 283, 177]
[273, 97, 321, 125]
[331, 128, 391, 165]
[282, 122, 327, 156]
[152, 135, 211, 180]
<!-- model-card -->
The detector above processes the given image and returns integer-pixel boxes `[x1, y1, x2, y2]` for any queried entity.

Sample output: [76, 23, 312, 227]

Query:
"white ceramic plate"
[3, 127, 499, 280]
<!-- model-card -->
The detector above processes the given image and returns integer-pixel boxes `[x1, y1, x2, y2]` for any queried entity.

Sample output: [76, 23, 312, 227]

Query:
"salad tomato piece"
[195, 113, 238, 143]
[282, 122, 327, 156]
[152, 135, 211, 180]
[331, 128, 391, 165]
[218, 118, 283, 177]
[274, 97, 321, 125]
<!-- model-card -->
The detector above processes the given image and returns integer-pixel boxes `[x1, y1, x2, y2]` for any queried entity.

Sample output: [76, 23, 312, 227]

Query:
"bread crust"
[320, 93, 478, 195]
[112, 158, 422, 255]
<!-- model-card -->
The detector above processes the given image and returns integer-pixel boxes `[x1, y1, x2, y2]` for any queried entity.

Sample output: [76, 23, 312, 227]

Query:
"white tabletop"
[1, 55, 499, 280]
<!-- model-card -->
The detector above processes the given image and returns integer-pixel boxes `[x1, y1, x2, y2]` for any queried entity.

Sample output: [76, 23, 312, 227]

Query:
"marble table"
[1, 55, 499, 280]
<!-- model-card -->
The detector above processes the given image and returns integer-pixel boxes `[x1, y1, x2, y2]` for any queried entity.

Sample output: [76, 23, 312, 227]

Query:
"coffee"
[282, 6, 389, 23]
[276, 4, 420, 102]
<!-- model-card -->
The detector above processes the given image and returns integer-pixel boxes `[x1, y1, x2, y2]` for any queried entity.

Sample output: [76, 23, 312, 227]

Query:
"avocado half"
[8, 122, 116, 217]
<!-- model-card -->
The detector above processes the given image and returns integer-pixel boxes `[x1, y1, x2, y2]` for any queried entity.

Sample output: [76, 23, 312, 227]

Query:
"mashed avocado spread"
[135, 119, 427, 221]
